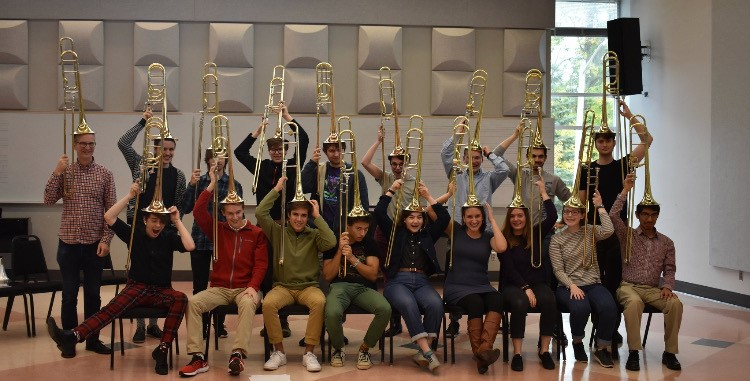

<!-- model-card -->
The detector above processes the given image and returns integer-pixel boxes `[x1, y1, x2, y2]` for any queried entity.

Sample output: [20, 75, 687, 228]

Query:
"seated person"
[257, 177, 336, 373]
[179, 162, 268, 377]
[47, 182, 194, 375]
[322, 213, 391, 370]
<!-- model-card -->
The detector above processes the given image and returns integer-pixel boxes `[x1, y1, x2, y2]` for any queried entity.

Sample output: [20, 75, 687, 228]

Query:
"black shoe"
[343, 335, 349, 345]
[593, 348, 614, 368]
[133, 326, 146, 343]
[662, 351, 681, 371]
[511, 354, 523, 371]
[612, 331, 623, 344]
[539, 351, 555, 370]
[572, 342, 588, 362]
[147, 325, 163, 339]
[384, 325, 403, 337]
[152, 344, 169, 375]
[85, 340, 113, 355]
[299, 337, 306, 347]
[217, 325, 228, 338]
[46, 317, 77, 358]
[553, 331, 569, 347]
[259, 328, 267, 337]
[445, 320, 460, 338]
[281, 320, 291, 338]
[626, 350, 640, 371]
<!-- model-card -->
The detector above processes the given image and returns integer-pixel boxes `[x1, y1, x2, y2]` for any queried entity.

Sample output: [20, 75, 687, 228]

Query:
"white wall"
[627, 0, 750, 295]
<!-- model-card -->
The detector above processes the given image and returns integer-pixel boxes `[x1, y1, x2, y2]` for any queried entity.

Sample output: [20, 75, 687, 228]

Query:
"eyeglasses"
[563, 210, 581, 216]
[269, 148, 283, 153]
[77, 142, 96, 148]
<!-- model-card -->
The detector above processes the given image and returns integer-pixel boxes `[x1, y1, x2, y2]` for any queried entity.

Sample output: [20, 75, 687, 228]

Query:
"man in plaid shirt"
[43, 132, 116, 357]
[182, 149, 243, 338]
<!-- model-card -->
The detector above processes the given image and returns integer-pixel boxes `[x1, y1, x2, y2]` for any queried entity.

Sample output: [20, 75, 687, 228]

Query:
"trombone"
[211, 114, 244, 262]
[197, 62, 219, 186]
[385, 116, 424, 267]
[447, 70, 487, 270]
[378, 67, 405, 192]
[146, 63, 174, 140]
[338, 119, 369, 277]
[624, 116, 657, 263]
[522, 69, 546, 267]
[278, 121, 306, 266]
[59, 37, 95, 198]
[126, 117, 168, 271]
[564, 109, 600, 269]
[316, 62, 337, 197]
[253, 65, 286, 194]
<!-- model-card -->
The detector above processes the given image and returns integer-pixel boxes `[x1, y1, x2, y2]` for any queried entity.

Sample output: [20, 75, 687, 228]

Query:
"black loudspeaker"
[607, 18, 643, 96]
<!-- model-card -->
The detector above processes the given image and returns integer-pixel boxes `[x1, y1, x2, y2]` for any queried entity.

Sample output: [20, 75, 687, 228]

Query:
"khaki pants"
[616, 281, 683, 353]
[263, 285, 325, 346]
[185, 287, 260, 355]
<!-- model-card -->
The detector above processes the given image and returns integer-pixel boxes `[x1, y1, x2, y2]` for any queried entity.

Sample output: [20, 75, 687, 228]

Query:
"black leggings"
[503, 284, 557, 338]
[456, 292, 503, 319]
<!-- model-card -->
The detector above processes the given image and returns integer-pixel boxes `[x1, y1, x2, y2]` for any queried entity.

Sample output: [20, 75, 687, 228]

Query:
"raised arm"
[361, 125, 385, 181]
[301, 152, 320, 195]
[591, 190, 614, 241]
[487, 147, 510, 192]
[441, 135, 457, 177]
[620, 100, 653, 165]
[174, 168, 187, 218]
[43, 155, 68, 204]
[492, 124, 521, 180]
[322, 236, 346, 282]
[117, 111, 150, 178]
[105, 182, 139, 226]
[234, 119, 264, 174]
[609, 173, 634, 241]
[169, 205, 195, 251]
[310, 199, 337, 252]
[486, 202, 507, 253]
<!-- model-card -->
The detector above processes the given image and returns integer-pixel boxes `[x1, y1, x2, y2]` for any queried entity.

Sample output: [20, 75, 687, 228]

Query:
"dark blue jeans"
[556, 283, 617, 347]
[383, 272, 443, 342]
[57, 240, 104, 343]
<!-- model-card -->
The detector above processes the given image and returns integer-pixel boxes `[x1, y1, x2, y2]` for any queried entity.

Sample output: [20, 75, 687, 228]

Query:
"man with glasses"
[611, 174, 682, 372]
[44, 132, 116, 357]
[235, 101, 308, 339]
[118, 106, 187, 343]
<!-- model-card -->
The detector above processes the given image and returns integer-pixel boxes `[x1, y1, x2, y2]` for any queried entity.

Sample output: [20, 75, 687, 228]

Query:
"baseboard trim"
[674, 280, 750, 309]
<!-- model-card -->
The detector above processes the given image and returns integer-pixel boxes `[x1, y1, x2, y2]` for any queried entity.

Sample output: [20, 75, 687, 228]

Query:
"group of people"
[43, 99, 682, 377]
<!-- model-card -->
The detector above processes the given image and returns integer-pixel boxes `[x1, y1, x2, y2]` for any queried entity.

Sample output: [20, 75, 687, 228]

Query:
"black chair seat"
[25, 281, 63, 294]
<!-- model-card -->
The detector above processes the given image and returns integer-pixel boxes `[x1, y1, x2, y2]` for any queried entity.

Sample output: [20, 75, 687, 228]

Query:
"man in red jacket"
[179, 163, 268, 377]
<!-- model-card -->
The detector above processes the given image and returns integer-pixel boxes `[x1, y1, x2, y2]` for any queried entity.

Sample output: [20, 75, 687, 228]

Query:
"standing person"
[234, 101, 308, 339]
[612, 174, 682, 371]
[549, 191, 618, 368]
[47, 182, 194, 375]
[578, 100, 653, 343]
[499, 179, 559, 371]
[257, 177, 337, 373]
[43, 131, 116, 357]
[375, 180, 450, 373]
[182, 150, 243, 339]
[301, 139, 369, 236]
[360, 125, 414, 337]
[118, 106, 187, 342]
[443, 201, 507, 374]
[179, 163, 268, 377]
[440, 124, 509, 337]
[322, 213, 391, 370]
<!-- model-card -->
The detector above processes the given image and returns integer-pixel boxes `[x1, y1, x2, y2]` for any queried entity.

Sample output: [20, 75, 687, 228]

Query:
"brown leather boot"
[467, 318, 486, 373]
[476, 312, 501, 367]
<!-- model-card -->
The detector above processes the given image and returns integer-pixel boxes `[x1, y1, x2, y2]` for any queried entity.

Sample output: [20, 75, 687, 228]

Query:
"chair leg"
[642, 312, 653, 347]
[29, 293, 36, 337]
[204, 311, 212, 362]
[379, 331, 385, 363]
[110, 318, 116, 370]
[214, 312, 219, 350]
[502, 312, 510, 363]
[119, 318, 125, 355]
[389, 320, 394, 365]
[441, 313, 448, 363]
[175, 331, 180, 356]
[2, 296, 13, 331]
[22, 295, 31, 337]
[263, 323, 271, 361]
[47, 291, 56, 320]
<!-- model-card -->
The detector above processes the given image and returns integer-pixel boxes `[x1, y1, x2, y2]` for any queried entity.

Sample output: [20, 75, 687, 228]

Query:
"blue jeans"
[383, 272, 443, 342]
[57, 240, 104, 343]
[556, 284, 617, 347]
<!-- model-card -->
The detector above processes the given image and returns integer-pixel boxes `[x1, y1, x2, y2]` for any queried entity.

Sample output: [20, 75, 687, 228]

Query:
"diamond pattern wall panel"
[59, 20, 104, 65]
[209, 23, 254, 68]
[217, 67, 253, 112]
[431, 71, 472, 116]
[0, 20, 28, 65]
[0, 64, 28, 109]
[284, 25, 328, 68]
[503, 29, 546, 72]
[358, 26, 402, 70]
[357, 69, 402, 114]
[133, 22, 180, 66]
[284, 68, 318, 114]
[432, 28, 475, 71]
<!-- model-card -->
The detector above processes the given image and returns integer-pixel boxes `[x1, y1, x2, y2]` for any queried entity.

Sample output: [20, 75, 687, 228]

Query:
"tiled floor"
[1, 282, 748, 381]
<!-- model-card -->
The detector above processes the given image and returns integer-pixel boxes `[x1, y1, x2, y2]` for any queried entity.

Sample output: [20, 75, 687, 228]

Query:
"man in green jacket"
[256, 177, 336, 373]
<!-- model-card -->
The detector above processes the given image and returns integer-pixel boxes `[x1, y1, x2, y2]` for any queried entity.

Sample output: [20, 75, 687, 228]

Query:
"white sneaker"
[356, 350, 372, 370]
[263, 350, 287, 371]
[330, 349, 345, 367]
[302, 351, 322, 372]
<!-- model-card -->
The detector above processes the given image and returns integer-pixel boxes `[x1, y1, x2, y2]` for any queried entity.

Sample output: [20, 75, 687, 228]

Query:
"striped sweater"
[549, 209, 614, 288]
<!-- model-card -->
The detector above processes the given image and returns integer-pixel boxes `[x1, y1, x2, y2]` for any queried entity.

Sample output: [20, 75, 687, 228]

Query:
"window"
[552, 0, 619, 191]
